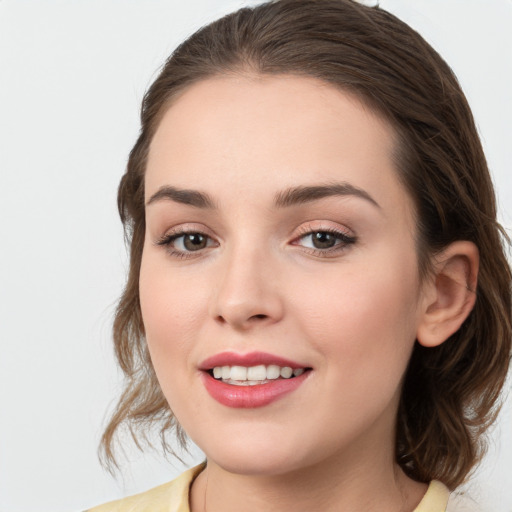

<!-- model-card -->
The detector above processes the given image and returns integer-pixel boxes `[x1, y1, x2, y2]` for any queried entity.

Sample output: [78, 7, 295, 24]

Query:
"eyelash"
[293, 225, 357, 258]
[154, 226, 357, 260]
[154, 227, 216, 260]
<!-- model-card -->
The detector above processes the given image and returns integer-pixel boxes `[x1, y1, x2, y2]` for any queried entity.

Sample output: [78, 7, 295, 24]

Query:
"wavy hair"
[100, 0, 511, 489]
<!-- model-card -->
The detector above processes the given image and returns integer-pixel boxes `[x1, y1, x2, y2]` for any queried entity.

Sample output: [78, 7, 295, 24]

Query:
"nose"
[210, 244, 285, 331]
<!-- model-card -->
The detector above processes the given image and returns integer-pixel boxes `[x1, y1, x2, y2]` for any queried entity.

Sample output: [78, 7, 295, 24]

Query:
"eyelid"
[290, 222, 357, 257]
[294, 221, 354, 238]
[153, 221, 357, 260]
[154, 223, 216, 242]
[292, 221, 357, 245]
[153, 223, 219, 259]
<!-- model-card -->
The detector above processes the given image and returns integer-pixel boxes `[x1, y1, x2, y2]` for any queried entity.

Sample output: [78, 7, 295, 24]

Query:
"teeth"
[230, 365, 247, 380]
[247, 365, 266, 380]
[211, 364, 307, 383]
[266, 365, 280, 380]
[223, 379, 270, 386]
[280, 367, 293, 379]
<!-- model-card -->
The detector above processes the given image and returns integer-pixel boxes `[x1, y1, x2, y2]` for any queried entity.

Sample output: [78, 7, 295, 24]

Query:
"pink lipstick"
[199, 351, 311, 408]
[199, 351, 305, 370]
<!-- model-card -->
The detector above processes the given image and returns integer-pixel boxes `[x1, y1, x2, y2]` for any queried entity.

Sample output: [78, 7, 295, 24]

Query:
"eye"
[301, 231, 341, 249]
[293, 226, 356, 256]
[155, 229, 218, 258]
[174, 232, 209, 251]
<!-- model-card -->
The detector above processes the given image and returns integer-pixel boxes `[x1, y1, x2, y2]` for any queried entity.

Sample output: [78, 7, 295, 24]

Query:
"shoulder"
[84, 464, 205, 512]
[414, 480, 450, 512]
[414, 480, 484, 512]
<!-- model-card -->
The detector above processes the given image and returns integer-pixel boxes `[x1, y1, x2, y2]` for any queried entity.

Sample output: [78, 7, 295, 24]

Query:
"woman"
[88, 0, 511, 510]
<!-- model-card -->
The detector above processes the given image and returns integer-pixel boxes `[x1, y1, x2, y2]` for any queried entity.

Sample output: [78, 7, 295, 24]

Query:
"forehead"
[145, 74, 411, 219]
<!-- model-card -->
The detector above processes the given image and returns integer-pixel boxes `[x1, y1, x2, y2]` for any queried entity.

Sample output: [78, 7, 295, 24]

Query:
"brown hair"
[100, 0, 511, 489]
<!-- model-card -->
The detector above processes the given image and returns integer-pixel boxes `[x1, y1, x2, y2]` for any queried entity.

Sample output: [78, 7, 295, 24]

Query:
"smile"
[211, 364, 305, 385]
[199, 352, 312, 408]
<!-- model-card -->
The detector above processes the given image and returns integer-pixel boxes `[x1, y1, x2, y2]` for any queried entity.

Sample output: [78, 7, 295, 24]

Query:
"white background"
[0, 1, 511, 511]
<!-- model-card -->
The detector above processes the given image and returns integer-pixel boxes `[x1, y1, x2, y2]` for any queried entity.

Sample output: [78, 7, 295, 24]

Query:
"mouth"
[207, 364, 309, 386]
[199, 352, 312, 408]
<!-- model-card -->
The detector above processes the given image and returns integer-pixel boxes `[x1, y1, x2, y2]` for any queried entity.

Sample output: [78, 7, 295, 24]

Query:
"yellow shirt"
[86, 464, 451, 512]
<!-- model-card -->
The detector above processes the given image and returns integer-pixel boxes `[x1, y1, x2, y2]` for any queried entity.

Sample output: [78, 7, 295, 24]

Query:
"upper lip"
[199, 351, 308, 370]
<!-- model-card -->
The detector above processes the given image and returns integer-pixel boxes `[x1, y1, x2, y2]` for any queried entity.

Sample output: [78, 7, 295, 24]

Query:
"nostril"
[251, 314, 267, 320]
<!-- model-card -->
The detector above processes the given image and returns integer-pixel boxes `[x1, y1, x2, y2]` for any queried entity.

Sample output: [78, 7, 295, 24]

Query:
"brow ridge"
[273, 182, 380, 209]
[146, 181, 379, 210]
[146, 185, 216, 209]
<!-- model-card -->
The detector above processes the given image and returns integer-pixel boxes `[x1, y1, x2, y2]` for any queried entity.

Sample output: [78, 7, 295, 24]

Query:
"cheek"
[139, 253, 207, 367]
[139, 255, 210, 418]
[293, 255, 421, 378]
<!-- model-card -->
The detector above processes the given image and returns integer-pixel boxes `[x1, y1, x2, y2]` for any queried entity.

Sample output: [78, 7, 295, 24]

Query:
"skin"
[139, 74, 477, 511]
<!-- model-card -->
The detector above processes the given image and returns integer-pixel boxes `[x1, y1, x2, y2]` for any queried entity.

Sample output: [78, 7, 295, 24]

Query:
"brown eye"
[155, 230, 217, 257]
[183, 233, 208, 251]
[293, 228, 357, 256]
[310, 232, 338, 249]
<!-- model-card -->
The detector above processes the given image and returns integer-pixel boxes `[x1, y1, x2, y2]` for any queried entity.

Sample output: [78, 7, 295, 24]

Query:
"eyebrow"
[145, 182, 380, 210]
[146, 186, 217, 209]
[274, 182, 380, 209]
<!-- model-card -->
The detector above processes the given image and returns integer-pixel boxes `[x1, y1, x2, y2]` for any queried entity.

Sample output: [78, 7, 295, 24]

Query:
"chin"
[209, 450, 306, 477]
[190, 425, 325, 477]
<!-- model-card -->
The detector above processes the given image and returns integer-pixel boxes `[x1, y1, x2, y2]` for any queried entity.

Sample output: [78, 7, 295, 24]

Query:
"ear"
[416, 241, 479, 348]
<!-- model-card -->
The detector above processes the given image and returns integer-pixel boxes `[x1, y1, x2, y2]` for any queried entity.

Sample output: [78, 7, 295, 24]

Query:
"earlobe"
[417, 241, 479, 348]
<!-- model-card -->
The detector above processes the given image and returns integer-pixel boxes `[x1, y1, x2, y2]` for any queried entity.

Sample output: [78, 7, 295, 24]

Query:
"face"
[140, 74, 426, 476]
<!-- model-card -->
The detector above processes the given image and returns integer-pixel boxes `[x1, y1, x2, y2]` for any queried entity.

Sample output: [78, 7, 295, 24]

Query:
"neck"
[190, 435, 427, 512]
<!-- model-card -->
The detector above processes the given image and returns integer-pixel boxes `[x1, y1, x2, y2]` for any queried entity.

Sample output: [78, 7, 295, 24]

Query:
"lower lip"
[201, 371, 310, 408]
